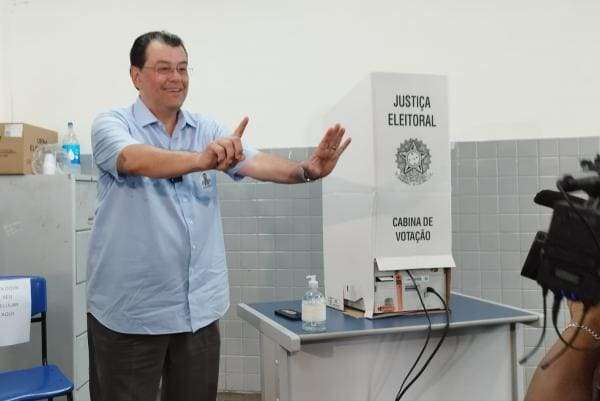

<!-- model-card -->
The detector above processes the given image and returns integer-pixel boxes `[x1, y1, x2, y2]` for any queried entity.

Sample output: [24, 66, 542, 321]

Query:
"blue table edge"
[237, 291, 541, 353]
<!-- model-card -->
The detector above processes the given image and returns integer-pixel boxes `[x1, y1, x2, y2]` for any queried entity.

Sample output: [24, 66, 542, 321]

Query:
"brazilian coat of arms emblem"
[395, 138, 432, 185]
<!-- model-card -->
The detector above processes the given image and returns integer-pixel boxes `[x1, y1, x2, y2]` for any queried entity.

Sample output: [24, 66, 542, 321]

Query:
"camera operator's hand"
[525, 300, 600, 401]
[567, 300, 600, 345]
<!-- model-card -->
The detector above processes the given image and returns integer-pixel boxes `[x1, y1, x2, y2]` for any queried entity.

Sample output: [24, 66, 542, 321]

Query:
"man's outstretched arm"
[239, 123, 351, 183]
[93, 113, 248, 179]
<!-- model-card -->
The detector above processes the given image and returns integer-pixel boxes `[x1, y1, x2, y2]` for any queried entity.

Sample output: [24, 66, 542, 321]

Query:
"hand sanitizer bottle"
[302, 275, 326, 332]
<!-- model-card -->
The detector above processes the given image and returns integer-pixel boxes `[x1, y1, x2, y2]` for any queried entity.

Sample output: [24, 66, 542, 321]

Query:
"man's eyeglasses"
[142, 63, 193, 77]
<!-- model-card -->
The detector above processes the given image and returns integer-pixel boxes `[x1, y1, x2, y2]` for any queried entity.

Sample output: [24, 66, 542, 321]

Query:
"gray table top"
[237, 292, 540, 352]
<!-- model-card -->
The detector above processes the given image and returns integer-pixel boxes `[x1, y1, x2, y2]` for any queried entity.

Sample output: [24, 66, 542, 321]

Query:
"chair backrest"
[0, 276, 48, 365]
[0, 275, 46, 316]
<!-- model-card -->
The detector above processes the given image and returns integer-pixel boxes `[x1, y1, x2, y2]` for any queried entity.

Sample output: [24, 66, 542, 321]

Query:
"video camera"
[521, 155, 600, 303]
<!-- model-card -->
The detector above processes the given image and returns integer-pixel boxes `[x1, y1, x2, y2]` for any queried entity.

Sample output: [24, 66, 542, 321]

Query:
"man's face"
[131, 40, 189, 113]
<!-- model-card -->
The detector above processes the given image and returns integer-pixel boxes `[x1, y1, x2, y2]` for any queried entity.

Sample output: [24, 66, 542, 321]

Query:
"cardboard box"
[0, 123, 58, 174]
[323, 73, 455, 318]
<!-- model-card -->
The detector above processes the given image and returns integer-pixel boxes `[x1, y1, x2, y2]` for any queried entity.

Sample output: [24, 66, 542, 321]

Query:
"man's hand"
[199, 117, 248, 171]
[300, 124, 351, 180]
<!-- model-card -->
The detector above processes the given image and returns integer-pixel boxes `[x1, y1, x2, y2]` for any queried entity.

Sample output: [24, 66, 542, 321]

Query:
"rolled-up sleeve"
[212, 121, 259, 181]
[92, 112, 140, 181]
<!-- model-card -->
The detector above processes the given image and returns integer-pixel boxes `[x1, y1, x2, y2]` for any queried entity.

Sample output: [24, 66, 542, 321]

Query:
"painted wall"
[1, 0, 599, 152]
[0, 1, 7, 121]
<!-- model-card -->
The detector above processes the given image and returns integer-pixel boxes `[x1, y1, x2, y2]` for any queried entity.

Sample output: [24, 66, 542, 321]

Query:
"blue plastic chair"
[0, 276, 74, 401]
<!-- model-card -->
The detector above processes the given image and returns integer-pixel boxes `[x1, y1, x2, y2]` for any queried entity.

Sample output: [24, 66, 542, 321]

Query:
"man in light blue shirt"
[87, 31, 350, 401]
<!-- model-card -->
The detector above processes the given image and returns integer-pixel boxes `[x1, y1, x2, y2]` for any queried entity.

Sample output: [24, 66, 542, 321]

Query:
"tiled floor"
[156, 392, 260, 401]
[217, 392, 261, 401]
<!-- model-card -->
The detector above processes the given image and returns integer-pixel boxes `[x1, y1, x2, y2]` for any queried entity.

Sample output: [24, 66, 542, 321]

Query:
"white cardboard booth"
[323, 72, 455, 318]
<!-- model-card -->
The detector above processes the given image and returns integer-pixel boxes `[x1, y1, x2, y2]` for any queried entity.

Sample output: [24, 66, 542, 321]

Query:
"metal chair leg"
[67, 392, 74, 401]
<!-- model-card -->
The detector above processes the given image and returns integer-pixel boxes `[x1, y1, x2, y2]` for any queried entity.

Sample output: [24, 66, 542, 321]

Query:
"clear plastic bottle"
[62, 121, 81, 175]
[301, 275, 326, 332]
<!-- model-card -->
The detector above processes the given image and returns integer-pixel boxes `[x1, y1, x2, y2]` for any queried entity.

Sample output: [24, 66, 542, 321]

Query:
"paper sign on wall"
[0, 278, 31, 347]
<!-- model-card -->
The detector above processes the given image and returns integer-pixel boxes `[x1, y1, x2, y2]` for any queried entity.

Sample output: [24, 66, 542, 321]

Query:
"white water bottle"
[301, 275, 326, 332]
[62, 121, 81, 174]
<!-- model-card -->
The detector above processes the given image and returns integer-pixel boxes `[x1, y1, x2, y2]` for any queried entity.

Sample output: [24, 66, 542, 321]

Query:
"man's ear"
[130, 66, 141, 91]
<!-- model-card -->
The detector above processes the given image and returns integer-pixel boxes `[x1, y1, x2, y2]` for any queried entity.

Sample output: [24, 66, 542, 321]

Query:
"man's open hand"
[301, 124, 351, 180]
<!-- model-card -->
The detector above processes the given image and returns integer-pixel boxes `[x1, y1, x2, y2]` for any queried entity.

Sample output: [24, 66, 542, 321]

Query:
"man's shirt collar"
[133, 97, 197, 129]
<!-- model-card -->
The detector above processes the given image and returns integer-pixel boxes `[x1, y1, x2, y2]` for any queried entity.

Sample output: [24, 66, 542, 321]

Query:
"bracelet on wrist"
[566, 321, 600, 341]
[300, 166, 317, 183]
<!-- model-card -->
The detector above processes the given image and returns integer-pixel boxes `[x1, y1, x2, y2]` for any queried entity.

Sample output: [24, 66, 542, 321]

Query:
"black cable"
[395, 271, 432, 401]
[396, 287, 450, 400]
[518, 287, 548, 365]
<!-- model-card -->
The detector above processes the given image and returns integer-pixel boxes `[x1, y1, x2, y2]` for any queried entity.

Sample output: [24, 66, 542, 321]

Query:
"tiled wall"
[218, 138, 597, 393]
[216, 147, 323, 392]
[451, 137, 598, 387]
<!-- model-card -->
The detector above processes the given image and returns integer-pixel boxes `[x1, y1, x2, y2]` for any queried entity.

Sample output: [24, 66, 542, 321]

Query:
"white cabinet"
[0, 174, 96, 400]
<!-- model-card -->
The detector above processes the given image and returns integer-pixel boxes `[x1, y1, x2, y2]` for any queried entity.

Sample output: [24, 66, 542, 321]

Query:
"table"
[237, 292, 540, 401]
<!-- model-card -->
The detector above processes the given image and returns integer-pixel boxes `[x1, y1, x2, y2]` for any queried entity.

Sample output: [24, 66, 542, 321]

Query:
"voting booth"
[323, 72, 455, 318]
